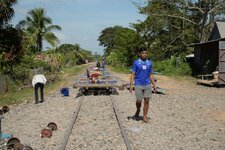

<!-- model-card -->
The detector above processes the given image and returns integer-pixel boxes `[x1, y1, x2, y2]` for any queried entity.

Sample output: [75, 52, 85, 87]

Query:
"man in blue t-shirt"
[130, 47, 157, 123]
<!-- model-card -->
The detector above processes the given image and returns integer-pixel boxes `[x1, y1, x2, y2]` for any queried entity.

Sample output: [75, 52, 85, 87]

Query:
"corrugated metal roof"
[189, 22, 225, 46]
[188, 37, 225, 46]
[216, 22, 225, 38]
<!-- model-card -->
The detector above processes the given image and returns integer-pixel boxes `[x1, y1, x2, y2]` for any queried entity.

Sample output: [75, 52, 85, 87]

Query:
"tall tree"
[129, 0, 225, 61]
[0, 0, 24, 77]
[0, 0, 17, 27]
[58, 43, 93, 65]
[0, 26, 23, 77]
[139, 0, 225, 42]
[19, 8, 61, 52]
[98, 26, 141, 66]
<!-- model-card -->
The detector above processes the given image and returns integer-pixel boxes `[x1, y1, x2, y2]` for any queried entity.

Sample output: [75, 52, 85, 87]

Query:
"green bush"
[10, 55, 52, 83]
[154, 56, 191, 76]
[62, 54, 78, 67]
[20, 55, 50, 69]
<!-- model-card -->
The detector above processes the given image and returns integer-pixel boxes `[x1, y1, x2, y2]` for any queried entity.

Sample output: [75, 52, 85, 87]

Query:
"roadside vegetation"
[0, 2, 96, 105]
[98, 1, 225, 76]
[0, 65, 85, 106]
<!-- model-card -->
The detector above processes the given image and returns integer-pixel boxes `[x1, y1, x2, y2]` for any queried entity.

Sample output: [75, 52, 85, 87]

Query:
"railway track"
[59, 94, 132, 150]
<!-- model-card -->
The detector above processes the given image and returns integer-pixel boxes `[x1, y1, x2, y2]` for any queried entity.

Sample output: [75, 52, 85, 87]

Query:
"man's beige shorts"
[135, 85, 152, 101]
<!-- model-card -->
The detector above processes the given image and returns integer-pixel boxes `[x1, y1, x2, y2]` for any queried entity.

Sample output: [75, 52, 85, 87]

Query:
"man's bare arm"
[130, 73, 135, 93]
[150, 74, 157, 93]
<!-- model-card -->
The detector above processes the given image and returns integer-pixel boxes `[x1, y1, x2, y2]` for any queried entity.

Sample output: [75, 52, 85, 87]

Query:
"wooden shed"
[191, 22, 225, 85]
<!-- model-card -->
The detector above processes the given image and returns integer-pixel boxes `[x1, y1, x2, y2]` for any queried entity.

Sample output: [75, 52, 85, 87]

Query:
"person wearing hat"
[32, 74, 47, 104]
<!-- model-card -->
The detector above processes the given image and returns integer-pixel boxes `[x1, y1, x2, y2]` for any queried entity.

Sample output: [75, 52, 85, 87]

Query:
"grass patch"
[0, 65, 85, 106]
[108, 65, 131, 74]
[171, 75, 197, 83]
[0, 88, 34, 106]
[154, 57, 192, 76]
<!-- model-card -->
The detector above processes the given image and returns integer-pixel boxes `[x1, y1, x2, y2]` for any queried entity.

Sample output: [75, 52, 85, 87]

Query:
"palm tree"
[19, 8, 61, 52]
[0, 0, 17, 27]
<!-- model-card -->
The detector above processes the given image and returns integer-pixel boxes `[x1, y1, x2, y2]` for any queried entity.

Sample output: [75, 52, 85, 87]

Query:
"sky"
[11, 0, 146, 55]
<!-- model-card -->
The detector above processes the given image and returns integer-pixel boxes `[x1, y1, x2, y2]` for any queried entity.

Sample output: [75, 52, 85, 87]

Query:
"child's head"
[139, 47, 148, 60]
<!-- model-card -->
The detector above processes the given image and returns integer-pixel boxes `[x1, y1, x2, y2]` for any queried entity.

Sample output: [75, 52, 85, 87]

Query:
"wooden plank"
[219, 45, 225, 85]
[219, 41, 225, 49]
[219, 73, 225, 85]
[197, 74, 213, 80]
[197, 79, 218, 86]
[219, 50, 225, 60]
[219, 61, 225, 72]
[74, 83, 120, 88]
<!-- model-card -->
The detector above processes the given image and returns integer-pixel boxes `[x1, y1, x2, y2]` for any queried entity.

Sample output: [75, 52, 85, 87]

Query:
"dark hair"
[139, 47, 147, 53]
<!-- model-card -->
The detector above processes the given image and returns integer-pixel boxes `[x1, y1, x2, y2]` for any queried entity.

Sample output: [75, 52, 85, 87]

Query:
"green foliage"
[63, 52, 78, 66]
[154, 56, 192, 76]
[8, 55, 51, 83]
[108, 65, 131, 74]
[62, 65, 82, 74]
[0, 65, 84, 106]
[0, 84, 34, 106]
[18, 7, 61, 52]
[98, 0, 225, 70]
[98, 26, 141, 67]
[0, 4, 97, 104]
[58, 43, 93, 66]
[140, 0, 225, 44]
[20, 55, 49, 69]
[0, 0, 17, 26]
[58, 44, 75, 53]
[0, 25, 24, 74]
[93, 52, 101, 61]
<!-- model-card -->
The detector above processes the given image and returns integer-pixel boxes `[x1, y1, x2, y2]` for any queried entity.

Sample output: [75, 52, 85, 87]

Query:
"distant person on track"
[96, 61, 101, 68]
[130, 47, 157, 123]
[32, 74, 47, 104]
[102, 57, 106, 69]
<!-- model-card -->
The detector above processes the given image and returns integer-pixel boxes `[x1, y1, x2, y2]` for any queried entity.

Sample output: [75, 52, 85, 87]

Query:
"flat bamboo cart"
[73, 67, 121, 95]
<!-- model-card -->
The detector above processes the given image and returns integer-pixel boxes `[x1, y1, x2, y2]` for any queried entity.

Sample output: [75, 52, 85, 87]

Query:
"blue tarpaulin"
[60, 87, 69, 96]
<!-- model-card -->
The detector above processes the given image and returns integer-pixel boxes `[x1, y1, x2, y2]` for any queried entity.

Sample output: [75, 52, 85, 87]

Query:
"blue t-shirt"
[132, 58, 153, 86]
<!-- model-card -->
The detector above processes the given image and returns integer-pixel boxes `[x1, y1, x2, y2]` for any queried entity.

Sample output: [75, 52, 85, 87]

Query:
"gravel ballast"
[2, 72, 225, 150]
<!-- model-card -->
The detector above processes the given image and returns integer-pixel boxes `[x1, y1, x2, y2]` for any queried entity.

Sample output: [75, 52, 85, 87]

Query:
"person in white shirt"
[32, 74, 47, 104]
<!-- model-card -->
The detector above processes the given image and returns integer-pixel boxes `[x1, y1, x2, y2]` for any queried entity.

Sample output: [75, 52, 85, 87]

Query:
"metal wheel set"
[0, 106, 33, 150]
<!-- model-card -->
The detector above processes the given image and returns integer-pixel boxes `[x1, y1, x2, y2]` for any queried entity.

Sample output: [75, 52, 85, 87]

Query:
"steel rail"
[59, 94, 132, 150]
[110, 95, 132, 150]
[58, 96, 84, 150]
